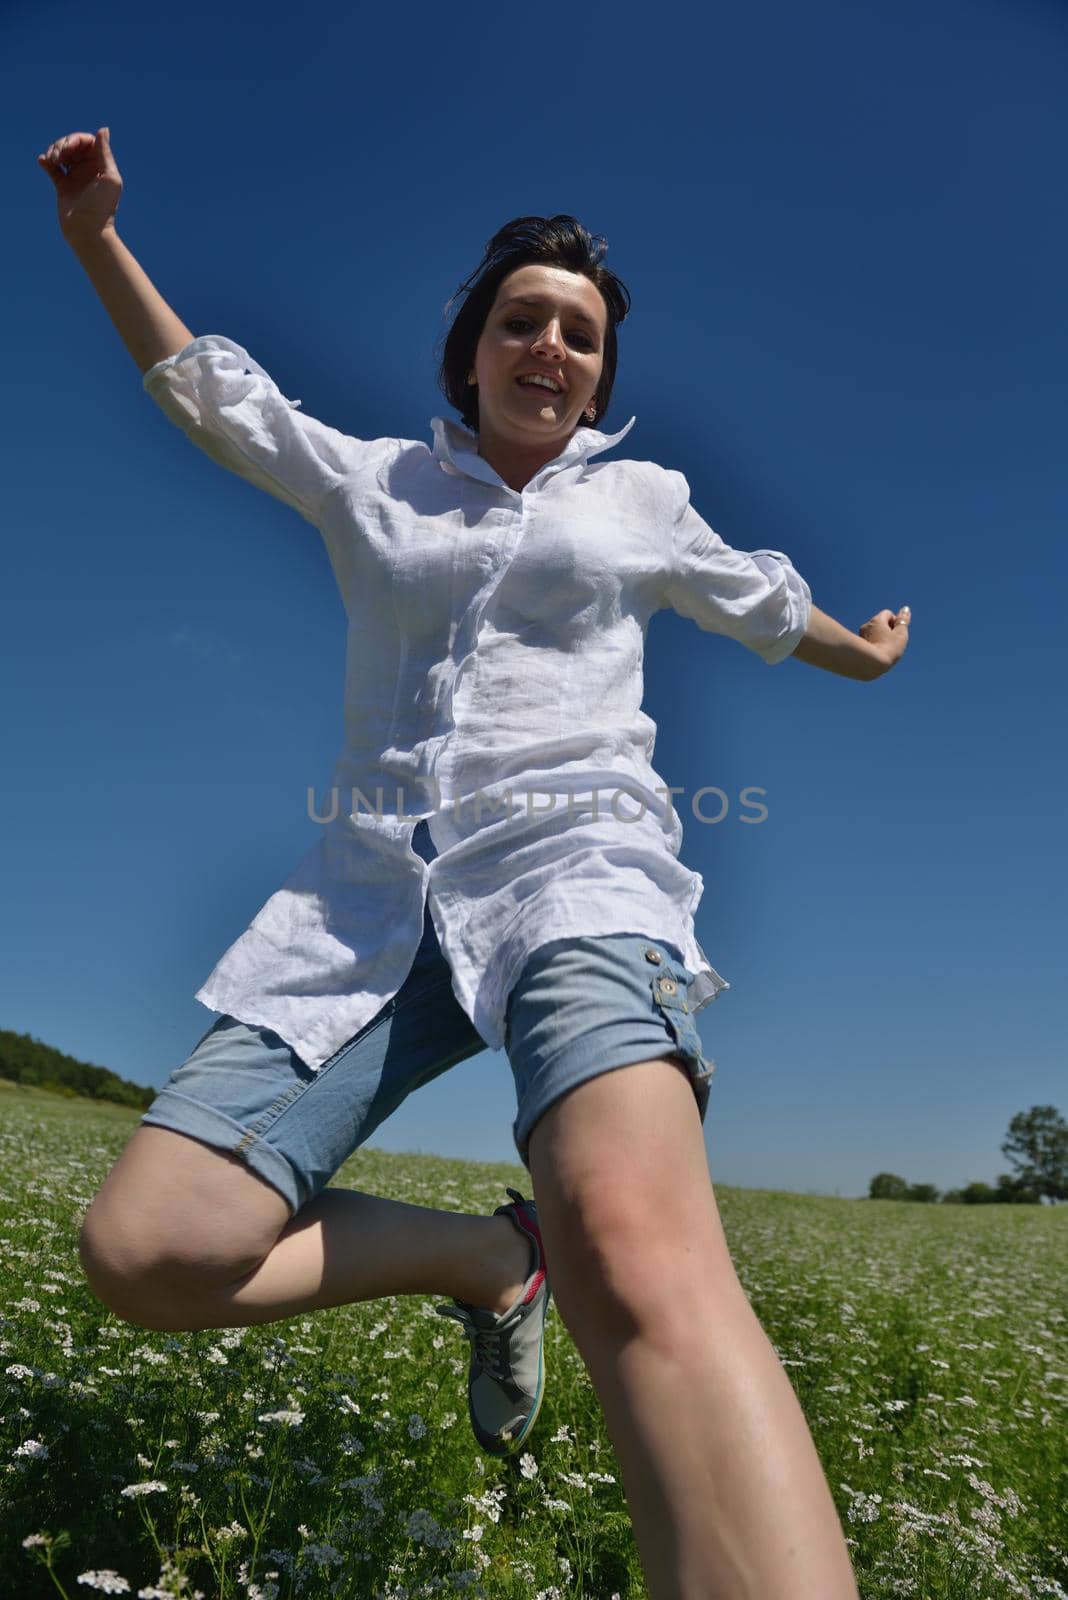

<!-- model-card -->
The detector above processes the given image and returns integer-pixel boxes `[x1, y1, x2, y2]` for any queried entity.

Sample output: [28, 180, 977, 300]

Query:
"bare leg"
[79, 1127, 532, 1332]
[568, 1275, 859, 1600]
[183, 1189, 534, 1330]
[527, 1059, 860, 1600]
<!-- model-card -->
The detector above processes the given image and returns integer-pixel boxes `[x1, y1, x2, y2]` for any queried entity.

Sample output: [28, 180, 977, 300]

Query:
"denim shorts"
[141, 824, 715, 1214]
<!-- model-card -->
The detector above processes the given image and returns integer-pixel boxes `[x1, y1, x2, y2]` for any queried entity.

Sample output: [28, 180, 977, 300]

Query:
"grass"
[0, 1083, 1065, 1599]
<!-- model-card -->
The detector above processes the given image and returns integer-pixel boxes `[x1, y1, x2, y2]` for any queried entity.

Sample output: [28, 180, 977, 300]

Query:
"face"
[467, 263, 607, 445]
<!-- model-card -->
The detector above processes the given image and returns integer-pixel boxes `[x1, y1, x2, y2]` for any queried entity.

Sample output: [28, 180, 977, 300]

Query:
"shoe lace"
[435, 1302, 510, 1381]
[471, 1324, 508, 1381]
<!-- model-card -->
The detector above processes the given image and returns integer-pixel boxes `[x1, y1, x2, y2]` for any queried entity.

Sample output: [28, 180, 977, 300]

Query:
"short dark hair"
[436, 214, 631, 433]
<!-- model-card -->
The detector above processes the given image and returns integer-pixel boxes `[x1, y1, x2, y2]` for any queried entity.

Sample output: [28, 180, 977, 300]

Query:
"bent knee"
[77, 1208, 264, 1330]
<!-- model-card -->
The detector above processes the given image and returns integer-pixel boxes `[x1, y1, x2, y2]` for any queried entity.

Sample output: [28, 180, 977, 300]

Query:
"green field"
[1, 1083, 1065, 1599]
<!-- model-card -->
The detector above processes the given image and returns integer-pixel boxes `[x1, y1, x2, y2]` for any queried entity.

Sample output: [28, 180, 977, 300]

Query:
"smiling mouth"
[515, 378, 564, 397]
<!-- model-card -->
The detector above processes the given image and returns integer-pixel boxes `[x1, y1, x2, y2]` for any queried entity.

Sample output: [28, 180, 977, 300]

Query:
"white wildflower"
[120, 1481, 168, 1497]
[13, 1438, 48, 1459]
[846, 1492, 883, 1523]
[212, 1521, 247, 1542]
[77, 1573, 131, 1593]
[519, 1452, 538, 1479]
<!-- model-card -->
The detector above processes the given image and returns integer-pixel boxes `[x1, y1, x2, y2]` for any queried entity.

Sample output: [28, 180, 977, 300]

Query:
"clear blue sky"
[5, 0, 1065, 1199]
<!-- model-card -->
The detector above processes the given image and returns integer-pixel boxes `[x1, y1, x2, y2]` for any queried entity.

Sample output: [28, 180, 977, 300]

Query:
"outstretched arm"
[791, 603, 911, 680]
[39, 127, 194, 374]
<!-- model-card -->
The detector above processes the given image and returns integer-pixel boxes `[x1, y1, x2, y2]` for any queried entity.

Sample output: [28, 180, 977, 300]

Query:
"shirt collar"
[430, 413, 637, 490]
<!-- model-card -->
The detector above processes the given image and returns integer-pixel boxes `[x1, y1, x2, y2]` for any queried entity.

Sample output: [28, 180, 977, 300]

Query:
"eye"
[504, 317, 596, 350]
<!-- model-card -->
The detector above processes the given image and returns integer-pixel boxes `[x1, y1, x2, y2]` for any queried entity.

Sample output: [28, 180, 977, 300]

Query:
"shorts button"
[659, 976, 677, 996]
[644, 947, 662, 964]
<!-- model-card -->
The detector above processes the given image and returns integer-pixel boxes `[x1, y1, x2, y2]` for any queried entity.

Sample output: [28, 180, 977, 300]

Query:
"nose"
[529, 318, 566, 361]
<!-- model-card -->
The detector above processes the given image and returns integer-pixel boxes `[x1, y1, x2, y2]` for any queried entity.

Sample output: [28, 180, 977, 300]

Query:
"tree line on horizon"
[0, 1028, 155, 1110]
[867, 1105, 1067, 1206]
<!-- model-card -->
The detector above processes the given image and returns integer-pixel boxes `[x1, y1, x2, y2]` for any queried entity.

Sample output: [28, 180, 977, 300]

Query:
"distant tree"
[995, 1172, 1042, 1205]
[869, 1172, 909, 1200]
[906, 1183, 940, 1204]
[1001, 1106, 1068, 1204]
[960, 1181, 996, 1204]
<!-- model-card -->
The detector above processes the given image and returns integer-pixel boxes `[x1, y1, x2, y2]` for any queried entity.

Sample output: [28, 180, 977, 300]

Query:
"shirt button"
[644, 947, 662, 965]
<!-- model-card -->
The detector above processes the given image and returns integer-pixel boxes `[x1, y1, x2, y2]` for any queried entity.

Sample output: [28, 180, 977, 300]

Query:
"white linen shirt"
[143, 335, 812, 1068]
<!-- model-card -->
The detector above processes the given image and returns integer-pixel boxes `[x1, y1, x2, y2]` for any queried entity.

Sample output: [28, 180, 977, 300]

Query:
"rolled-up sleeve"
[660, 468, 812, 664]
[143, 335, 359, 527]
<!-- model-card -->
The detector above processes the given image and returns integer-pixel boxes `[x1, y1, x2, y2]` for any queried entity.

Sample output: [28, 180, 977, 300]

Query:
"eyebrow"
[499, 295, 602, 331]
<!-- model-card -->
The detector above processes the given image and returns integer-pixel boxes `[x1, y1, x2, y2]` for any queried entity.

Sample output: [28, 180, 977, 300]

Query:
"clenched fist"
[858, 605, 911, 673]
[37, 126, 123, 247]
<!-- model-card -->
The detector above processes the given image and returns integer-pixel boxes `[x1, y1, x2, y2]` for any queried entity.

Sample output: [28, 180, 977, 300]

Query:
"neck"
[475, 421, 586, 493]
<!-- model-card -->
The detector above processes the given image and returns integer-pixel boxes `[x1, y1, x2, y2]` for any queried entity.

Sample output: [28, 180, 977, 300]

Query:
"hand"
[37, 126, 123, 247]
[858, 605, 911, 675]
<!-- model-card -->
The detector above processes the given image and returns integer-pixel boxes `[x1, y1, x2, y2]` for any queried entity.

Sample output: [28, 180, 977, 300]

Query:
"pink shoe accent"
[504, 1200, 549, 1306]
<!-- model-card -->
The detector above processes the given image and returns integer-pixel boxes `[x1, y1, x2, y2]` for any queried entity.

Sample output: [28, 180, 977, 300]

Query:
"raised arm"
[38, 126, 366, 528]
[38, 127, 194, 374]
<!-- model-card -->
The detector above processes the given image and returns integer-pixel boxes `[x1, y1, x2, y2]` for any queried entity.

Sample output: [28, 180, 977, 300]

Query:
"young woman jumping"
[41, 124, 909, 1599]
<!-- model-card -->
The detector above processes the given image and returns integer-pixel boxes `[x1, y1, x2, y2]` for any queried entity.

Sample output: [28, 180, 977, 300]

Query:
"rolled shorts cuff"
[507, 933, 716, 1172]
[141, 1087, 304, 1214]
[512, 1039, 713, 1174]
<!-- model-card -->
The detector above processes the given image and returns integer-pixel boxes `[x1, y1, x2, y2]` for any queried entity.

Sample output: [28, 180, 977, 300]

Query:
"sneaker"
[434, 1187, 551, 1456]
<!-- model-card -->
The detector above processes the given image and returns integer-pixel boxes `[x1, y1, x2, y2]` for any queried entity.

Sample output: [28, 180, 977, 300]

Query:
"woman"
[41, 125, 908, 1598]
